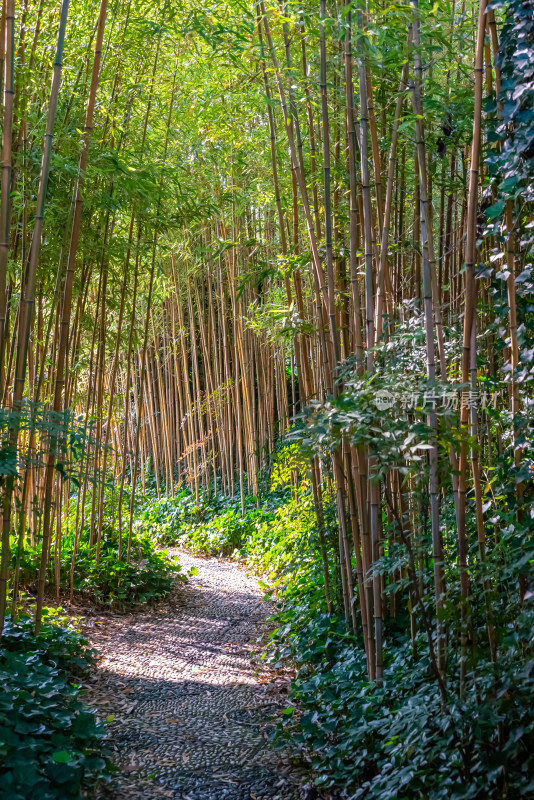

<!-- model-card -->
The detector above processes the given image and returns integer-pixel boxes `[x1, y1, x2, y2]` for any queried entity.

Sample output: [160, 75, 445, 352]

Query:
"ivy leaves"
[0, 619, 108, 800]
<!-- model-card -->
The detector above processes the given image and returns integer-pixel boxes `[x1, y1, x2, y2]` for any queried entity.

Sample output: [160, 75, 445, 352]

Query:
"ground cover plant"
[0, 612, 108, 799]
[10, 490, 185, 611]
[134, 489, 267, 555]
[65, 542, 183, 610]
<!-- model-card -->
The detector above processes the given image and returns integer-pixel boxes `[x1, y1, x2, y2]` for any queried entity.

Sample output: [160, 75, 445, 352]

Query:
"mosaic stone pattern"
[86, 551, 302, 800]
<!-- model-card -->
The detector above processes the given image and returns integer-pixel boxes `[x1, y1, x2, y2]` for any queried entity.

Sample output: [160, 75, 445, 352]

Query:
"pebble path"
[86, 551, 302, 800]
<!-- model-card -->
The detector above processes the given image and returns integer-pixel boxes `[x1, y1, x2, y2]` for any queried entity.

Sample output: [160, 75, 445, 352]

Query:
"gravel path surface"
[86, 551, 302, 800]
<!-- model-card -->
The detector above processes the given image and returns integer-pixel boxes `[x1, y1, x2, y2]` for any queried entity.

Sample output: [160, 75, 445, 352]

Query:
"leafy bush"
[134, 485, 286, 557]
[1, 610, 96, 675]
[273, 605, 534, 800]
[11, 493, 186, 611]
[260, 469, 534, 799]
[175, 505, 267, 556]
[133, 490, 208, 545]
[0, 614, 108, 799]
[66, 539, 184, 609]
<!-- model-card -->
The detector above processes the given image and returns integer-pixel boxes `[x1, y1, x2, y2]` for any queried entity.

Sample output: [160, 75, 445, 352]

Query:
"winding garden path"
[86, 551, 302, 800]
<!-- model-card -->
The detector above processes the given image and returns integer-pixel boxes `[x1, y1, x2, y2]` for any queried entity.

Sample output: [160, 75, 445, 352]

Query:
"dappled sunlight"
[85, 552, 299, 797]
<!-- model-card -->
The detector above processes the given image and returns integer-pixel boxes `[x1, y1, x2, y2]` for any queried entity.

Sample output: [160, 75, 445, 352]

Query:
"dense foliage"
[0, 613, 108, 799]
[11, 496, 185, 611]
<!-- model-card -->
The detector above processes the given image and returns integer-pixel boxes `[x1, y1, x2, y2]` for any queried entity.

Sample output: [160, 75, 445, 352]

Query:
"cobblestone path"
[87, 551, 302, 800]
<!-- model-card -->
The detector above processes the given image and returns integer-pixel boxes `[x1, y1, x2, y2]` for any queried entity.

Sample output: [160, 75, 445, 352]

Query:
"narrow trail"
[85, 551, 302, 800]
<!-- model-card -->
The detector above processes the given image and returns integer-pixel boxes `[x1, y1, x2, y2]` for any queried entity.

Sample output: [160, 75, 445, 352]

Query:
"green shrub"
[0, 615, 108, 800]
[262, 491, 534, 800]
[1, 611, 96, 675]
[273, 607, 534, 800]
[175, 506, 267, 556]
[133, 490, 208, 545]
[67, 544, 184, 609]
[133, 485, 283, 556]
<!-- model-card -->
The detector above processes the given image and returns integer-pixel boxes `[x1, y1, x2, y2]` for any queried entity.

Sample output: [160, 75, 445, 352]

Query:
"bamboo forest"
[0, 0, 533, 797]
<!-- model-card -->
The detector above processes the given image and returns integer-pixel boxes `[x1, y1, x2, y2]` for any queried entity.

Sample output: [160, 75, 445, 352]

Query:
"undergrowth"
[0, 610, 109, 799]
[13, 498, 185, 611]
